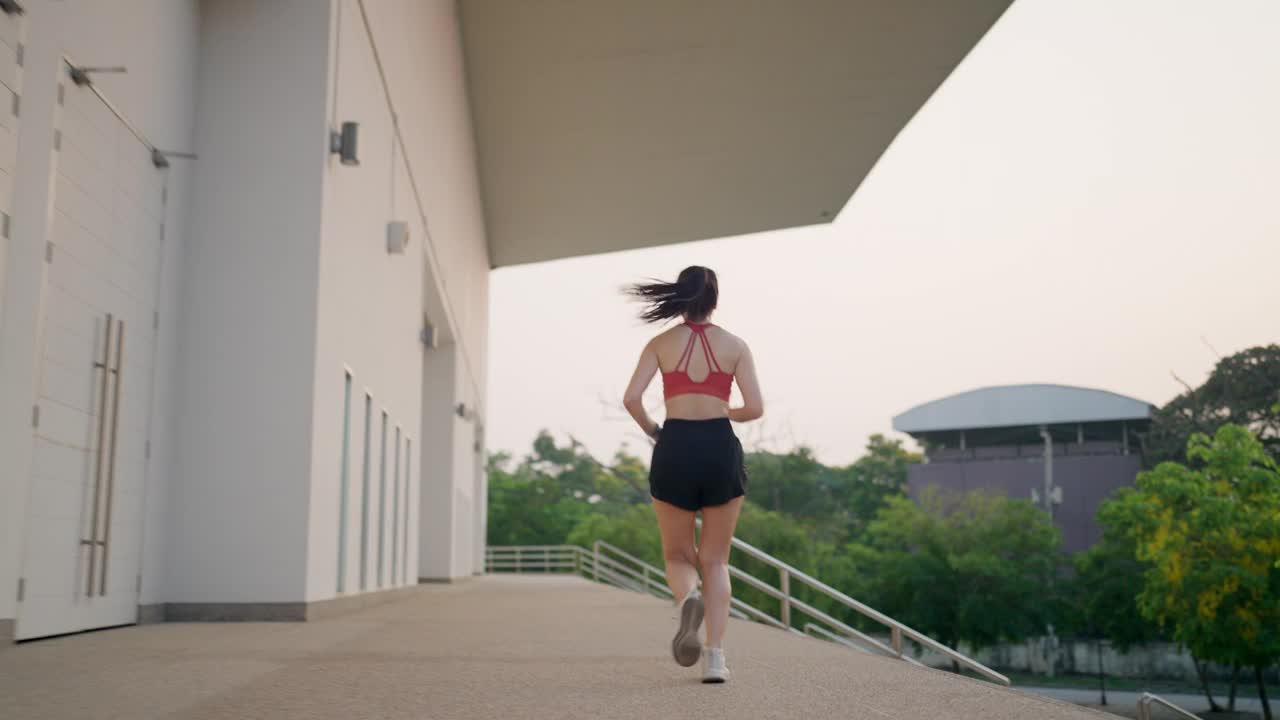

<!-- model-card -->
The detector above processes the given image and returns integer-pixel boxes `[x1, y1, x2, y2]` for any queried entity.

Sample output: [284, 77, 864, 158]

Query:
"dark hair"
[626, 266, 719, 324]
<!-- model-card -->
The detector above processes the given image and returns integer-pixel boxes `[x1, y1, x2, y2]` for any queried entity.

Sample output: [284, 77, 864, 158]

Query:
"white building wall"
[1, 0, 491, 633]
[354, 0, 491, 582]
[0, 0, 199, 629]
[163, 0, 332, 604]
[305, 0, 428, 602]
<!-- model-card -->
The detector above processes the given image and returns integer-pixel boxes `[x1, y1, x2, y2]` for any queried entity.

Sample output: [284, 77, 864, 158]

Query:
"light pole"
[1037, 424, 1060, 678]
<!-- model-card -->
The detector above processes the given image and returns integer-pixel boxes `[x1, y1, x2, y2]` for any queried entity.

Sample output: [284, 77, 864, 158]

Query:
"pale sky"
[487, 0, 1280, 466]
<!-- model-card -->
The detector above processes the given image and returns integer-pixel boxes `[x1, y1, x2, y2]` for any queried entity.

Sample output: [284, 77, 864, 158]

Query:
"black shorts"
[649, 418, 748, 511]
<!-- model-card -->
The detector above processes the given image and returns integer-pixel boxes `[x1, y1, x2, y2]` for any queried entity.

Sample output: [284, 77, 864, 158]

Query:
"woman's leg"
[698, 496, 744, 648]
[652, 497, 698, 602]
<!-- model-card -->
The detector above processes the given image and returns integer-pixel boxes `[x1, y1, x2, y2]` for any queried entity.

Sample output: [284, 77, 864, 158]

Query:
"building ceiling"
[460, 0, 1013, 267]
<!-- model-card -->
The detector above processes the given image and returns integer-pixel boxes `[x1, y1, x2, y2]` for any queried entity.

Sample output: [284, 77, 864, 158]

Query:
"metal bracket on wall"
[62, 57, 194, 171]
[150, 149, 197, 169]
[68, 65, 127, 87]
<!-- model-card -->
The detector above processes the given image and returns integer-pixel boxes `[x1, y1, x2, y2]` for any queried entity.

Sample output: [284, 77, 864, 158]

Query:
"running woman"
[623, 266, 764, 683]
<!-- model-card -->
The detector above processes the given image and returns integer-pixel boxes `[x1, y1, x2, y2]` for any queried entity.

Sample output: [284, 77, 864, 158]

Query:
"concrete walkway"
[1, 574, 1116, 719]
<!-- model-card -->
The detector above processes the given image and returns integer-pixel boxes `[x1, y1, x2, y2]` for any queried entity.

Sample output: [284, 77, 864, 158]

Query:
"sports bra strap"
[676, 323, 724, 374]
[675, 330, 698, 373]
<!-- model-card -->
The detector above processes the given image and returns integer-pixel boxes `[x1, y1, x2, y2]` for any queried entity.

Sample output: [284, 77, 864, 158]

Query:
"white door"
[17, 72, 166, 640]
[0, 0, 24, 298]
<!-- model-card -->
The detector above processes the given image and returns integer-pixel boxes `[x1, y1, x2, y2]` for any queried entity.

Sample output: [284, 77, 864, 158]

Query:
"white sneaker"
[702, 647, 730, 683]
[671, 590, 704, 667]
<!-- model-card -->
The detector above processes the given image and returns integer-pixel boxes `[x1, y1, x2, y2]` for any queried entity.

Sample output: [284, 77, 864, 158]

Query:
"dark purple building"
[891, 384, 1153, 553]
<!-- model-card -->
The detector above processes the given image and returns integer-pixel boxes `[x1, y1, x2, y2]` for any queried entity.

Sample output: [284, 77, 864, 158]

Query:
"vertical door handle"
[99, 317, 124, 596]
[84, 314, 113, 596]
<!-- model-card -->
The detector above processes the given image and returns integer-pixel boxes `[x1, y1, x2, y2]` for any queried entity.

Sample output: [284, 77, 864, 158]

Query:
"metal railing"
[484, 545, 582, 574]
[721, 530, 1009, 685]
[1136, 692, 1200, 720]
[486, 543, 752, 618]
[485, 538, 1009, 686]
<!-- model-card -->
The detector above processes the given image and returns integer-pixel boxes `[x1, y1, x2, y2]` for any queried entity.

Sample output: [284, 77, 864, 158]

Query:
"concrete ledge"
[418, 575, 475, 585]
[135, 585, 422, 624]
[137, 604, 166, 625]
[164, 602, 308, 623]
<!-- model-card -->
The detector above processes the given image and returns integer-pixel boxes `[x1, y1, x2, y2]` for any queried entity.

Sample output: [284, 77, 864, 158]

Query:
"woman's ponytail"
[625, 266, 719, 324]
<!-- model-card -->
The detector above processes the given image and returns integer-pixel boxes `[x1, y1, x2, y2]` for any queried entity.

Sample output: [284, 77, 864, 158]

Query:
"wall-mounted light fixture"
[329, 121, 360, 166]
[0, 1, 25, 16]
[455, 403, 477, 422]
[387, 220, 409, 254]
[420, 320, 438, 349]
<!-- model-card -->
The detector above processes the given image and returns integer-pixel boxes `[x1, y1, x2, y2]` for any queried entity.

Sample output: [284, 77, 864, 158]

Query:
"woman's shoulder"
[708, 324, 747, 349]
[647, 322, 746, 349]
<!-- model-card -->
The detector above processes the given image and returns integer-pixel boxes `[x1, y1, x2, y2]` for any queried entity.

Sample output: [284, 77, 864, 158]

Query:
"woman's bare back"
[654, 324, 746, 420]
[622, 266, 763, 435]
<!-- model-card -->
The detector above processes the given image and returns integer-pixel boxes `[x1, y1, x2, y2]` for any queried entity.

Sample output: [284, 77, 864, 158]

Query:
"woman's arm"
[729, 342, 764, 423]
[623, 339, 662, 440]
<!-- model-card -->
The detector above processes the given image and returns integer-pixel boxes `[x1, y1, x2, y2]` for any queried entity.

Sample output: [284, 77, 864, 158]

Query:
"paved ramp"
[1, 575, 1113, 719]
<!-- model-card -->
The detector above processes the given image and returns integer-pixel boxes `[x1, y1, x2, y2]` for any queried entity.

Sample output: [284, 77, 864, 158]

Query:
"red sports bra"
[662, 322, 734, 402]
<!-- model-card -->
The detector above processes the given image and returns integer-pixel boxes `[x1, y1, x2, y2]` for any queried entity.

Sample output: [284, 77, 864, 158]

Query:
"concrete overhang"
[459, 0, 1013, 267]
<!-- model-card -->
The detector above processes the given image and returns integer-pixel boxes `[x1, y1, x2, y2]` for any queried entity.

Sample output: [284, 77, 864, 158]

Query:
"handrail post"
[544, 547, 550, 573]
[515, 547, 521, 574]
[642, 564, 649, 590]
[891, 626, 903, 658]
[574, 547, 581, 576]
[593, 540, 601, 582]
[779, 568, 791, 629]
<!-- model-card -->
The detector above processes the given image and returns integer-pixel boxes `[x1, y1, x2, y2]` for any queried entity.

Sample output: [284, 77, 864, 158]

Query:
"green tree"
[742, 446, 827, 517]
[743, 435, 916, 545]
[853, 489, 1062, 666]
[485, 433, 650, 547]
[566, 504, 664, 569]
[1060, 528, 1161, 705]
[485, 459, 591, 547]
[1106, 424, 1280, 718]
[824, 433, 917, 542]
[1146, 344, 1280, 467]
[522, 431, 647, 510]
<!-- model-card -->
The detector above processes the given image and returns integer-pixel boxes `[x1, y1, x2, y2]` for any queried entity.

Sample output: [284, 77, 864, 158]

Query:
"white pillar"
[165, 0, 333, 605]
[473, 423, 488, 575]
[419, 342, 462, 581]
